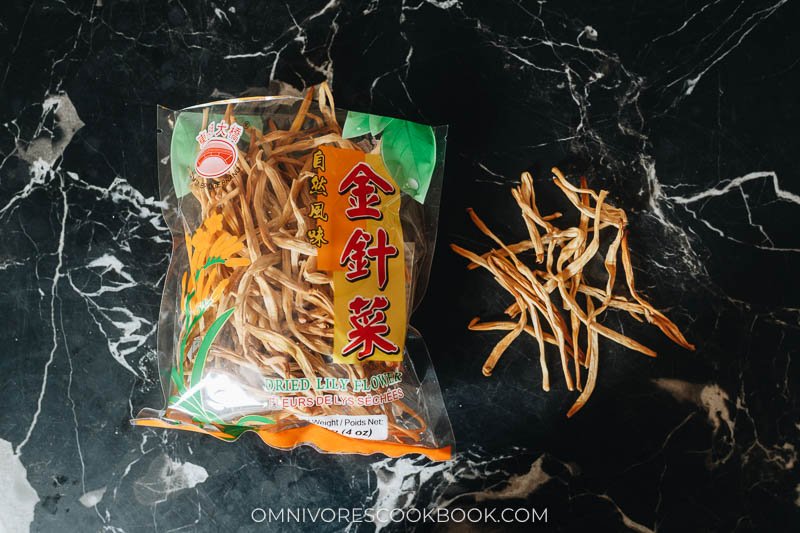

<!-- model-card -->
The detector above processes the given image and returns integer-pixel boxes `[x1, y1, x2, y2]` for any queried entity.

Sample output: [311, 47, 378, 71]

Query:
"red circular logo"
[194, 138, 238, 179]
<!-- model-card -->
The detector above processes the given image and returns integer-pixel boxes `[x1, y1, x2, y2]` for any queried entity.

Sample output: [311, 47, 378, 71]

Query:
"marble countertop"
[2, 1, 799, 531]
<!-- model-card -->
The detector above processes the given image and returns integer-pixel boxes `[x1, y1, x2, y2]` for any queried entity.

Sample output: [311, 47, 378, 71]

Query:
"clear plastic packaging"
[133, 84, 453, 460]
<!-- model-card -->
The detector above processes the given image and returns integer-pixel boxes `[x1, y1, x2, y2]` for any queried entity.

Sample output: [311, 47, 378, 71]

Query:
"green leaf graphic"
[369, 114, 394, 136]
[171, 367, 186, 395]
[170, 394, 206, 415]
[190, 307, 236, 388]
[170, 112, 203, 199]
[217, 426, 250, 440]
[381, 120, 436, 204]
[236, 414, 276, 425]
[342, 111, 371, 139]
[202, 256, 226, 270]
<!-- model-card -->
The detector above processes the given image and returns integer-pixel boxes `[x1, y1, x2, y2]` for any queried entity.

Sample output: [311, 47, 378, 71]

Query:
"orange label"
[311, 148, 364, 271]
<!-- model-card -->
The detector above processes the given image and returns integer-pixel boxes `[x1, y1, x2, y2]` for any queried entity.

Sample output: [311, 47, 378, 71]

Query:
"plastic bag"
[133, 84, 453, 460]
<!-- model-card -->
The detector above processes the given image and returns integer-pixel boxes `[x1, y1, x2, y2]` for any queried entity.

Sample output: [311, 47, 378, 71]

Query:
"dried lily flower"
[452, 168, 694, 417]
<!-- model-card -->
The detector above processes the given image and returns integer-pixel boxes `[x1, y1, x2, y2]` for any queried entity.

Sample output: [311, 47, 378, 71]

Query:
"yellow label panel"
[308, 147, 406, 363]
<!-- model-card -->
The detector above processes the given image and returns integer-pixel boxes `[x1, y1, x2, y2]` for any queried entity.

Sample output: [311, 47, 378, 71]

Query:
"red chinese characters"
[228, 123, 244, 143]
[338, 162, 395, 220]
[332, 155, 404, 362]
[195, 120, 244, 146]
[341, 296, 400, 360]
[366, 227, 397, 290]
[339, 227, 398, 290]
[339, 228, 372, 282]
[214, 121, 229, 138]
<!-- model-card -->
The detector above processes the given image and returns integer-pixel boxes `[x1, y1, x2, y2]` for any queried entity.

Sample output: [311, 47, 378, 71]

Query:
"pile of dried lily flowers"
[451, 168, 694, 417]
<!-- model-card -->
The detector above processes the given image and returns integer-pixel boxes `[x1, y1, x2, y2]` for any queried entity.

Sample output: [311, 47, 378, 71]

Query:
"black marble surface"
[2, 1, 799, 531]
